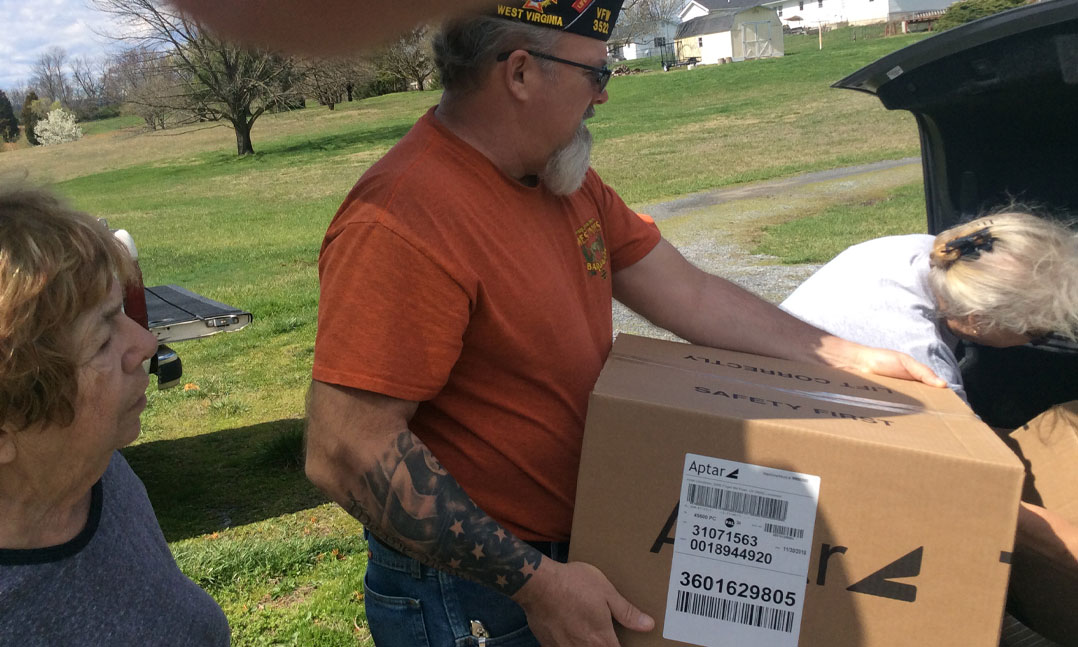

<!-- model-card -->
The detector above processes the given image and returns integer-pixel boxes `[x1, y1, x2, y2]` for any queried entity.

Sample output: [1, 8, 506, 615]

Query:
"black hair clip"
[943, 227, 995, 260]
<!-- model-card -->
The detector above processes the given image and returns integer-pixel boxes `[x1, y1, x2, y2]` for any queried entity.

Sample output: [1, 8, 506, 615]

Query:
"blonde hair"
[928, 210, 1078, 340]
[0, 185, 134, 431]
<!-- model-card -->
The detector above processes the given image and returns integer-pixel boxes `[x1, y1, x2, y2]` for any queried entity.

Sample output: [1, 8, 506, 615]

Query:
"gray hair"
[433, 16, 561, 95]
[928, 210, 1078, 340]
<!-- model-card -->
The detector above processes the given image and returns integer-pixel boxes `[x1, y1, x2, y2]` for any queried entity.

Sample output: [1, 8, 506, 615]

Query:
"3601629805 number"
[679, 572, 797, 607]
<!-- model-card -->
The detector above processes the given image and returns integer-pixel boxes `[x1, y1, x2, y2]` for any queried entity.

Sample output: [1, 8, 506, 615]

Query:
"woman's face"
[945, 316, 1039, 348]
[0, 279, 158, 497]
[67, 280, 159, 453]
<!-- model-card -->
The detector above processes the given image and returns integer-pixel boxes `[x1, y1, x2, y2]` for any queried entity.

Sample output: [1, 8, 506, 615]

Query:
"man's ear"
[502, 49, 535, 102]
[0, 427, 17, 465]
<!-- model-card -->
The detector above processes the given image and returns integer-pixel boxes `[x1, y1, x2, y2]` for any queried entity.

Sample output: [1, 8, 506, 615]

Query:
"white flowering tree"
[35, 108, 83, 146]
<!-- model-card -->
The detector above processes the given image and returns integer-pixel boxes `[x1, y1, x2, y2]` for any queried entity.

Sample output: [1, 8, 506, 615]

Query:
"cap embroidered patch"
[491, 0, 622, 42]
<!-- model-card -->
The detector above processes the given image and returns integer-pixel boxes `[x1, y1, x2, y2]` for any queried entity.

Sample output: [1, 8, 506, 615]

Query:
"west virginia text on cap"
[492, 0, 623, 41]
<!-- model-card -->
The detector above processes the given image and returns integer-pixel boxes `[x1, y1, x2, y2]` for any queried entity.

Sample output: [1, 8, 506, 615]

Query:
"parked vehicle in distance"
[109, 224, 252, 389]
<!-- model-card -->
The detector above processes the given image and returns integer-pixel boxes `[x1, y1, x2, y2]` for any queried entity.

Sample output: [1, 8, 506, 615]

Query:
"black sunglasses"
[496, 50, 612, 93]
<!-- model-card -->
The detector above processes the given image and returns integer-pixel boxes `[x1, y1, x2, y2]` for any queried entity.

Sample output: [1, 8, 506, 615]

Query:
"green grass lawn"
[753, 181, 926, 263]
[0, 29, 932, 646]
[80, 114, 145, 136]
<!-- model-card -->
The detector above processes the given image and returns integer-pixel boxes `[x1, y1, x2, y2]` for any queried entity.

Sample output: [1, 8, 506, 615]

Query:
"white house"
[768, 0, 957, 27]
[674, 5, 784, 63]
[680, 0, 773, 22]
[608, 17, 680, 61]
[682, 0, 958, 29]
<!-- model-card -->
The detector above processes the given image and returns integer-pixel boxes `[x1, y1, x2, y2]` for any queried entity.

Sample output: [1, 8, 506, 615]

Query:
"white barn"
[674, 5, 785, 63]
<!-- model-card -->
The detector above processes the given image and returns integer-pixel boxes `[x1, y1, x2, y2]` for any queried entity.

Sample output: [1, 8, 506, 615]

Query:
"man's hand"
[513, 560, 654, 647]
[831, 344, 947, 388]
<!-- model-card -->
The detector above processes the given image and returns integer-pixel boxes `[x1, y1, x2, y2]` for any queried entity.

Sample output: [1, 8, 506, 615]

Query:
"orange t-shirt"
[313, 107, 661, 541]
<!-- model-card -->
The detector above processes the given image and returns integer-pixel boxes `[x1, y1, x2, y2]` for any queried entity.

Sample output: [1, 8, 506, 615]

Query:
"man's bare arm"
[305, 380, 540, 594]
[613, 239, 946, 386]
[305, 380, 653, 646]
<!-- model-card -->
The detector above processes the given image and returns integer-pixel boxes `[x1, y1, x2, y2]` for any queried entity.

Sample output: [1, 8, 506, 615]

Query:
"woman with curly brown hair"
[0, 186, 230, 646]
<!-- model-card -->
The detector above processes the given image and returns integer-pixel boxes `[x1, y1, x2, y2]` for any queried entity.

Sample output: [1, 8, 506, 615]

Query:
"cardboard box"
[1008, 401, 1078, 526]
[1005, 401, 1078, 645]
[570, 334, 1024, 647]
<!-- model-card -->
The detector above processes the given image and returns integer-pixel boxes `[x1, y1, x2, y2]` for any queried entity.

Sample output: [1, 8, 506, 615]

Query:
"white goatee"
[542, 107, 595, 196]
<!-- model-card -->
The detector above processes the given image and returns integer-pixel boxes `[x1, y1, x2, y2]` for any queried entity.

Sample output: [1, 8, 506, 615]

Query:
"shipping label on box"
[664, 455, 819, 647]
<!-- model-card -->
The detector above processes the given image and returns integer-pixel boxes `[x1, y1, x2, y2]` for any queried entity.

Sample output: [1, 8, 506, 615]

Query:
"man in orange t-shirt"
[305, 5, 944, 647]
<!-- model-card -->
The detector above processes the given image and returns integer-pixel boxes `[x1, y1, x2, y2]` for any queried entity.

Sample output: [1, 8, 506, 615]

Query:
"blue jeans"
[363, 530, 570, 647]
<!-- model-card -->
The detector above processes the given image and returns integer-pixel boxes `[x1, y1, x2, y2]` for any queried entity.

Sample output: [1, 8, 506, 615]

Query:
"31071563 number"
[692, 524, 758, 546]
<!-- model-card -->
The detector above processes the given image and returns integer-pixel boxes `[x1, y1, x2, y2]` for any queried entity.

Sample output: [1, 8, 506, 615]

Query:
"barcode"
[675, 590, 795, 633]
[687, 483, 788, 521]
[764, 523, 804, 539]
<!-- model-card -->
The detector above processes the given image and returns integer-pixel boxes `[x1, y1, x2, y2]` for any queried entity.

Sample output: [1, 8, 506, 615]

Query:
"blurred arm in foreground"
[167, 0, 501, 55]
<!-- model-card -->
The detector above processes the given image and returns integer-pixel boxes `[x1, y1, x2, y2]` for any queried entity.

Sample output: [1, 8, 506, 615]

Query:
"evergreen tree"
[20, 91, 40, 145]
[0, 90, 18, 143]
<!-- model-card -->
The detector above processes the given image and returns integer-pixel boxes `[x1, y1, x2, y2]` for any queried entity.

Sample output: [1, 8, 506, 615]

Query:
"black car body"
[834, 0, 1078, 430]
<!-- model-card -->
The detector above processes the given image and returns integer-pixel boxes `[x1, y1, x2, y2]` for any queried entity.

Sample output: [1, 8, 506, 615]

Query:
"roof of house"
[676, 9, 740, 38]
[686, 0, 771, 12]
[608, 16, 676, 44]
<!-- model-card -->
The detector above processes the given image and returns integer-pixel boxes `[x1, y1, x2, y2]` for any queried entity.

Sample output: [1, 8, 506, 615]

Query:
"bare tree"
[69, 56, 112, 118]
[110, 46, 184, 129]
[99, 62, 127, 107]
[296, 58, 351, 110]
[32, 46, 73, 107]
[93, 0, 298, 155]
[610, 0, 685, 56]
[71, 57, 104, 101]
[374, 27, 435, 91]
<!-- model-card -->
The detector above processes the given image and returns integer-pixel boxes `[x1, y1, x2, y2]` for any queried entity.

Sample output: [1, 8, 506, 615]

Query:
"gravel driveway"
[612, 157, 922, 341]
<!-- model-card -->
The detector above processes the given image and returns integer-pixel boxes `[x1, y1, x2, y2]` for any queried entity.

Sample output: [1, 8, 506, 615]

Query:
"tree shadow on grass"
[246, 122, 415, 163]
[122, 418, 327, 543]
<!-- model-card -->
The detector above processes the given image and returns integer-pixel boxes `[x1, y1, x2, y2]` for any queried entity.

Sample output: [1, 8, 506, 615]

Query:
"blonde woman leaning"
[781, 210, 1078, 403]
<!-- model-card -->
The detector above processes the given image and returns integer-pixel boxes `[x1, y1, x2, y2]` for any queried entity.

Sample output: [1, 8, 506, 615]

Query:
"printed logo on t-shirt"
[576, 218, 608, 279]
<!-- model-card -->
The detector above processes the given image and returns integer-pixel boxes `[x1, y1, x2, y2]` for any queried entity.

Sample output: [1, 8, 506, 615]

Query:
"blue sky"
[0, 0, 127, 90]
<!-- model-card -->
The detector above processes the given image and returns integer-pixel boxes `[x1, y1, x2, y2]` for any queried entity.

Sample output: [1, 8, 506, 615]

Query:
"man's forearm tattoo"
[345, 431, 543, 595]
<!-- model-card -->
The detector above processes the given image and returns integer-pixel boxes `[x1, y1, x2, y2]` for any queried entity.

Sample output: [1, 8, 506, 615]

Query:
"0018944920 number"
[688, 539, 773, 564]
